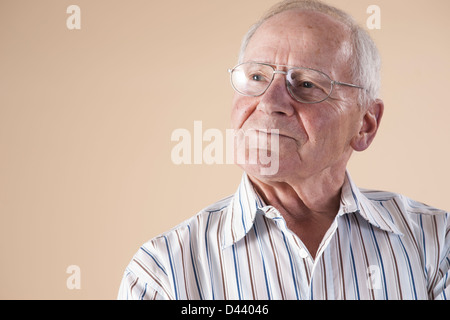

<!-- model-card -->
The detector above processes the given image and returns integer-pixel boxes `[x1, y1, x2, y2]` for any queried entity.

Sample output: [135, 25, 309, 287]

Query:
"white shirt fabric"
[118, 172, 449, 300]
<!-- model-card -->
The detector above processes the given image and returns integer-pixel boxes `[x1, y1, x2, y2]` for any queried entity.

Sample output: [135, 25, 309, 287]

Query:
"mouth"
[254, 129, 294, 140]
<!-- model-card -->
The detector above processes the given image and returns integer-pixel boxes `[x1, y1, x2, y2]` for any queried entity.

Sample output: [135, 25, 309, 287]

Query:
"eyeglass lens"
[231, 62, 333, 103]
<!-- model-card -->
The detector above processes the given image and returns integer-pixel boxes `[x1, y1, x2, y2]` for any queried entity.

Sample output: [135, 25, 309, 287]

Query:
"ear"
[351, 99, 384, 152]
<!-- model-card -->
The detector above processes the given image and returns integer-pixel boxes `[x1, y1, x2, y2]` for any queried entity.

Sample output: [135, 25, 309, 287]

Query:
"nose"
[256, 73, 295, 117]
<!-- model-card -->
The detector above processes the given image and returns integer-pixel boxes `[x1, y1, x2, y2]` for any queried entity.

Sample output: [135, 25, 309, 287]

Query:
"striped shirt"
[118, 172, 450, 300]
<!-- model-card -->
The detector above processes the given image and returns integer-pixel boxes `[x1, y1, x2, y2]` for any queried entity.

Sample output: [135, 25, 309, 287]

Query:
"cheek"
[231, 95, 257, 129]
[304, 106, 361, 148]
[299, 107, 349, 150]
[298, 109, 332, 140]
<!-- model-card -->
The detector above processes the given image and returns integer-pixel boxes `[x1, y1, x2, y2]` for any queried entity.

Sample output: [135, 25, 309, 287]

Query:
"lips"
[252, 129, 295, 140]
[238, 118, 304, 144]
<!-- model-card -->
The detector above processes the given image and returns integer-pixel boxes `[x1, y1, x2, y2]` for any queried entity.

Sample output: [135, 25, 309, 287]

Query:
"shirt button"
[299, 248, 309, 259]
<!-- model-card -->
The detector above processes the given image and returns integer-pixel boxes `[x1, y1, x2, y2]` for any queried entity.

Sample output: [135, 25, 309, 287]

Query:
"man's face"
[231, 10, 366, 182]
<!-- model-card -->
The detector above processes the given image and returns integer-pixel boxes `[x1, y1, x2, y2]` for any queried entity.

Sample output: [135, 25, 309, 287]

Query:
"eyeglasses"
[228, 61, 365, 104]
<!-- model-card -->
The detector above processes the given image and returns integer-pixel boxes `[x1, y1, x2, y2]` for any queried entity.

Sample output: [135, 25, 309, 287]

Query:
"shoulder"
[153, 193, 234, 242]
[360, 188, 449, 244]
[361, 188, 447, 218]
[121, 194, 235, 296]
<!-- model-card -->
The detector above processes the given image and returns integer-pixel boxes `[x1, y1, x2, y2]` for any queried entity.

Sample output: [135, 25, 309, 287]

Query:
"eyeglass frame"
[228, 61, 365, 104]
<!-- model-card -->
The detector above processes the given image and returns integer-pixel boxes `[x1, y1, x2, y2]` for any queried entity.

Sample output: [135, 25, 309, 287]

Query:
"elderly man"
[118, 0, 449, 300]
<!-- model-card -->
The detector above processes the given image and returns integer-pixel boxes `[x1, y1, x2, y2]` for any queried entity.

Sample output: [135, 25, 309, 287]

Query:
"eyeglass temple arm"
[333, 80, 365, 90]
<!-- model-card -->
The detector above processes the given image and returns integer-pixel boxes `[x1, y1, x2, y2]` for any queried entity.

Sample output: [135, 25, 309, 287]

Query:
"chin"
[237, 161, 294, 183]
[234, 143, 299, 180]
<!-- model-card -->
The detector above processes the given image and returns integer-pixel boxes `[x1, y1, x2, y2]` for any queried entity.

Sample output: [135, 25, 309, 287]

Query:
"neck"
[247, 167, 347, 258]
[249, 167, 346, 217]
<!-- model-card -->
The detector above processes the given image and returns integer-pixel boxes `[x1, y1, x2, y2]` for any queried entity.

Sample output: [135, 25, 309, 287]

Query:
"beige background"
[0, 0, 449, 299]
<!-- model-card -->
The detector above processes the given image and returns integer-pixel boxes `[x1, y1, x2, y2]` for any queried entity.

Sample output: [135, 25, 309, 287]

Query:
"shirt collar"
[341, 171, 403, 236]
[221, 171, 402, 248]
[221, 173, 262, 248]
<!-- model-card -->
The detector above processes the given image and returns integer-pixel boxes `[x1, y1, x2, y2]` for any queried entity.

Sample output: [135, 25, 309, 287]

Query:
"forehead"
[244, 10, 353, 77]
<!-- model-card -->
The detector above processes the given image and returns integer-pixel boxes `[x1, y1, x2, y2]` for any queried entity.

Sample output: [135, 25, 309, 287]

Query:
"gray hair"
[238, 0, 381, 106]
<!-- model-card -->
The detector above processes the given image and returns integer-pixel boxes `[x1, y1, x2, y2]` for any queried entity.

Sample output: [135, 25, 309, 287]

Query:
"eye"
[301, 81, 315, 88]
[251, 74, 264, 81]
